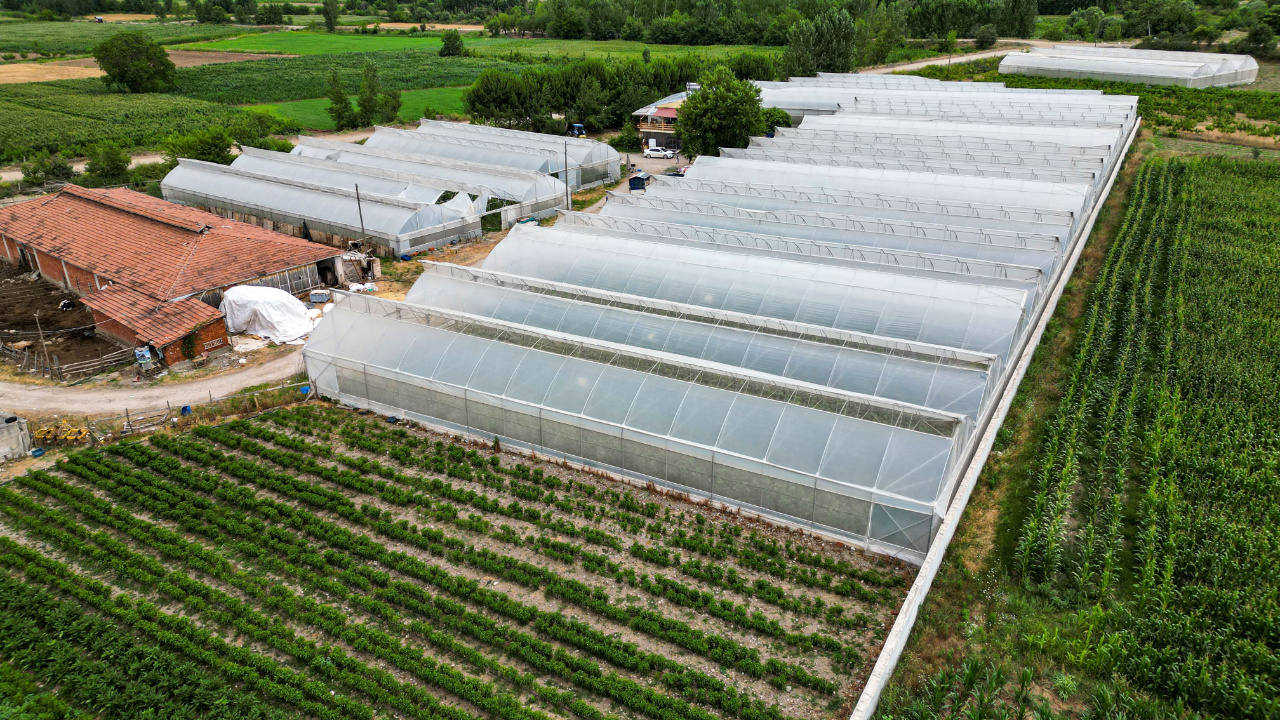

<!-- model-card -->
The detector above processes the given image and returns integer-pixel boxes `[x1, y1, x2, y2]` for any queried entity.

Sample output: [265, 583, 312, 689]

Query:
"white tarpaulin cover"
[220, 286, 316, 343]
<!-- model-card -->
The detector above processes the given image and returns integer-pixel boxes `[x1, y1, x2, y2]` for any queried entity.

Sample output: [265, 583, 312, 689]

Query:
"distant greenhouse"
[998, 46, 1258, 87]
[417, 119, 622, 188]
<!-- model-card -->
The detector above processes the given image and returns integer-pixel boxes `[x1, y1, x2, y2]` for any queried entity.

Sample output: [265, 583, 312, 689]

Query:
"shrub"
[163, 127, 234, 165]
[86, 141, 130, 181]
[440, 29, 463, 57]
[975, 23, 998, 49]
[607, 122, 642, 152]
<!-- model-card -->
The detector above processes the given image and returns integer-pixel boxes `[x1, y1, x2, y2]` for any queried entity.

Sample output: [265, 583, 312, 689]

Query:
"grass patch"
[0, 20, 259, 54]
[251, 85, 466, 129]
[174, 51, 516, 104]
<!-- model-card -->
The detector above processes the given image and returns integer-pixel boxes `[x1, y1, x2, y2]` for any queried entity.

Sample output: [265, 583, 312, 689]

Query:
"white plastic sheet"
[220, 286, 317, 343]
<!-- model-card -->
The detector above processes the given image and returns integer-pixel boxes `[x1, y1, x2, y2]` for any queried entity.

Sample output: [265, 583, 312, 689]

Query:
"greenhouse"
[404, 269, 999, 419]
[599, 192, 1068, 267]
[305, 77, 1139, 560]
[417, 119, 622, 187]
[998, 47, 1258, 87]
[232, 147, 446, 204]
[557, 210, 1051, 291]
[365, 126, 599, 189]
[291, 137, 568, 224]
[719, 147, 1101, 186]
[161, 159, 481, 255]
[305, 290, 971, 556]
[475, 224, 1031, 359]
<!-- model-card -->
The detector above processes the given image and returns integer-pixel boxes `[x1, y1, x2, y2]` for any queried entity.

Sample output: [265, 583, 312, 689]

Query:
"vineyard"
[0, 404, 912, 720]
[0, 21, 257, 54]
[0, 79, 296, 163]
[174, 51, 521, 105]
[876, 155, 1280, 720]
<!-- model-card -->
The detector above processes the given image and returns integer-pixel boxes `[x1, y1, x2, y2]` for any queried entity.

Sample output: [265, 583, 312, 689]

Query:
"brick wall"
[158, 318, 229, 366]
[0, 233, 18, 264]
[62, 262, 99, 296]
[89, 309, 139, 347]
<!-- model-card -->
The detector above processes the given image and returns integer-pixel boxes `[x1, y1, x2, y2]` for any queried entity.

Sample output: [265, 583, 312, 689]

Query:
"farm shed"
[999, 46, 1258, 87]
[292, 137, 568, 225]
[161, 159, 482, 257]
[416, 120, 622, 188]
[308, 78, 1138, 562]
[0, 185, 341, 366]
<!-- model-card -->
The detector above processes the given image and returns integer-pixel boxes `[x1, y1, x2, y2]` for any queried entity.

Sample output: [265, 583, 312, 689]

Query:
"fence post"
[53, 354, 61, 382]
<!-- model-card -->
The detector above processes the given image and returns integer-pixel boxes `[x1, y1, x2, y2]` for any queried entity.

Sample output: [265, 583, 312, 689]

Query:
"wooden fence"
[0, 344, 133, 382]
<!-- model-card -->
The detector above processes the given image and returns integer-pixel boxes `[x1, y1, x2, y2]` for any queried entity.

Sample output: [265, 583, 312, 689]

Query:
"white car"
[643, 147, 676, 159]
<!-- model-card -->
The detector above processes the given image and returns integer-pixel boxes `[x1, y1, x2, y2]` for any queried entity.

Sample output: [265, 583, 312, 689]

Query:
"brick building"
[0, 185, 344, 366]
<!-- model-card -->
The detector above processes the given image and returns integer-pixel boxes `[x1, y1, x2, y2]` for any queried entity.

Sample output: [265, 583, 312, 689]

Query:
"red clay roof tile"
[81, 284, 224, 348]
[0, 186, 342, 301]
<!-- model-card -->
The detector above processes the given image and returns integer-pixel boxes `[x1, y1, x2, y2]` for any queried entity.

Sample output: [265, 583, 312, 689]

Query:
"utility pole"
[564, 140, 571, 209]
[354, 183, 367, 238]
[34, 310, 51, 375]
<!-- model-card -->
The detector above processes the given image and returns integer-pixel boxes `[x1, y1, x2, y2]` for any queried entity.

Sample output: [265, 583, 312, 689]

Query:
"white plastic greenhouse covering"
[999, 47, 1258, 87]
[476, 224, 1030, 359]
[292, 137, 566, 205]
[160, 159, 479, 254]
[306, 291, 968, 554]
[417, 119, 622, 187]
[404, 270, 996, 419]
[557, 210, 1050, 291]
[305, 76, 1138, 561]
[686, 156, 1093, 215]
[232, 148, 446, 204]
[598, 192, 1067, 272]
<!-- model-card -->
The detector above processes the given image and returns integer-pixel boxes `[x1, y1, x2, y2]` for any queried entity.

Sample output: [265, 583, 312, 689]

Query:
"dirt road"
[0, 152, 167, 183]
[860, 39, 1127, 75]
[0, 348, 305, 415]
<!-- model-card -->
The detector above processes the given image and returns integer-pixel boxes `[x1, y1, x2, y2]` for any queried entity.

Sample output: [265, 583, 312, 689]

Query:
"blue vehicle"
[568, 124, 586, 138]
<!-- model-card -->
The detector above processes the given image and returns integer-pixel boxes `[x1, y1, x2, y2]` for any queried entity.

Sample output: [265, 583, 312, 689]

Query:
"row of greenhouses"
[999, 46, 1258, 87]
[160, 125, 621, 256]
[304, 73, 1139, 561]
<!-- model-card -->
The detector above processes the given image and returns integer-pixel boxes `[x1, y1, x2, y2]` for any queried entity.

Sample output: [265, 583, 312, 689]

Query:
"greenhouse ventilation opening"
[305, 73, 1139, 564]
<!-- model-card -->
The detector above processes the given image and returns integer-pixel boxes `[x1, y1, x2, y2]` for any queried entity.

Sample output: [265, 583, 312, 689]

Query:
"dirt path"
[0, 152, 167, 183]
[859, 39, 1127, 75]
[0, 349, 304, 415]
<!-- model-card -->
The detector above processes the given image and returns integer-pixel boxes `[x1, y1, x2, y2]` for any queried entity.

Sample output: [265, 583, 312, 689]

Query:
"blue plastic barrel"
[400, 254, 411, 261]
[300, 386, 311, 395]
[181, 405, 192, 416]
[31, 448, 44, 458]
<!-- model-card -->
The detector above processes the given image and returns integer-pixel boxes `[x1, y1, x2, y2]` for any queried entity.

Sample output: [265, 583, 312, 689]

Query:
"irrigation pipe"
[848, 117, 1142, 720]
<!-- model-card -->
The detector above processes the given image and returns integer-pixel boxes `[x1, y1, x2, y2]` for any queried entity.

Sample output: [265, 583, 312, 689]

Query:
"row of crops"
[0, 404, 912, 720]
[1012, 157, 1279, 720]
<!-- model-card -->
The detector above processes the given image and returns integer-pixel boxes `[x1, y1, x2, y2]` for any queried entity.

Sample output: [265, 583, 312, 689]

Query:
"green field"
[180, 30, 778, 60]
[0, 79, 291, 162]
[252, 85, 467, 129]
[0, 21, 259, 54]
[175, 51, 518, 104]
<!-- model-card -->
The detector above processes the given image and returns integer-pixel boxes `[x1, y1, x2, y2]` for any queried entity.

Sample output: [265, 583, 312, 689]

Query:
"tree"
[673, 65, 763, 159]
[464, 68, 549, 130]
[322, 0, 339, 31]
[193, 0, 230, 22]
[1191, 24, 1221, 45]
[783, 8, 857, 77]
[974, 23, 998, 48]
[163, 127, 234, 165]
[852, 1, 905, 67]
[92, 31, 176, 93]
[87, 141, 130, 181]
[325, 69, 358, 130]
[1245, 22, 1275, 54]
[760, 106, 791, 134]
[641, 46, 651, 63]
[257, 3, 284, 24]
[607, 121, 642, 152]
[440, 28, 464, 56]
[233, 0, 256, 23]
[356, 61, 382, 126]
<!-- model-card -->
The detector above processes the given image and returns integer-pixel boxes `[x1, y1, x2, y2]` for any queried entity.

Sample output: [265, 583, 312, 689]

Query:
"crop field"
[174, 51, 519, 104]
[0, 21, 258, 54]
[0, 404, 912, 720]
[254, 86, 467, 129]
[1009, 156, 1280, 719]
[0, 79, 289, 163]
[879, 155, 1280, 720]
[179, 31, 776, 61]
